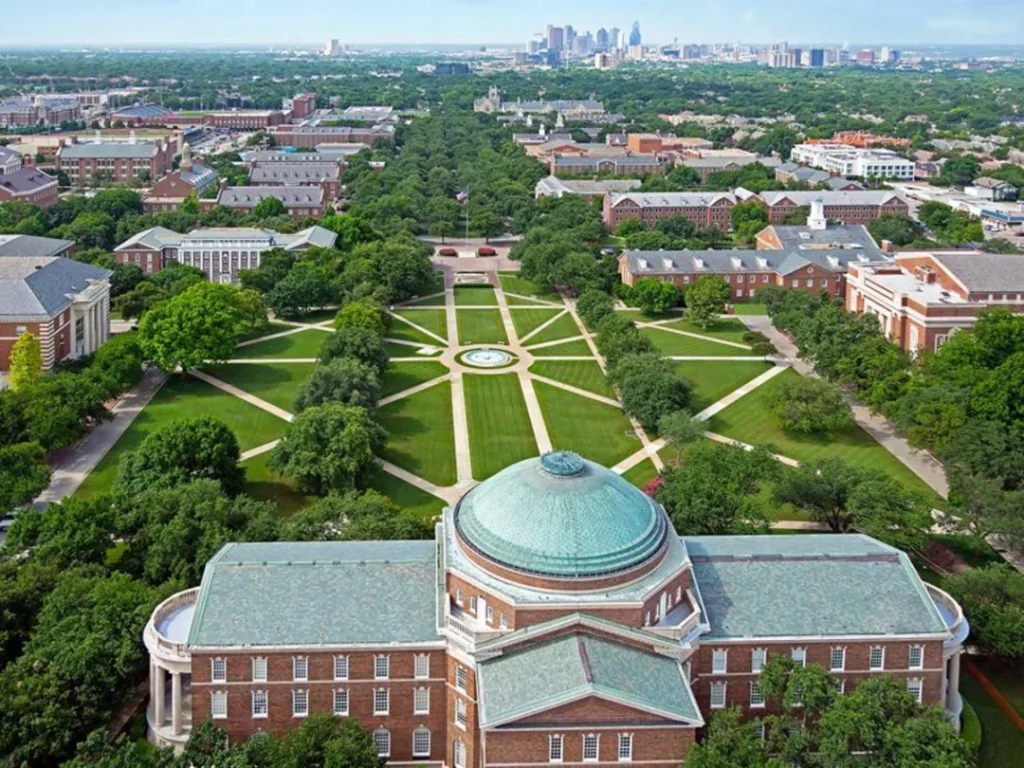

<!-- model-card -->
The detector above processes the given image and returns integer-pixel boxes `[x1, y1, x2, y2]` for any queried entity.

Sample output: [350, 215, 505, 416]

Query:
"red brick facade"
[603, 194, 734, 232]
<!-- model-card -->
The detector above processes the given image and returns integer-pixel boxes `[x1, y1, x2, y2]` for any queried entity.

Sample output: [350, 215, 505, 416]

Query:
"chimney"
[881, 239, 894, 253]
[807, 199, 827, 231]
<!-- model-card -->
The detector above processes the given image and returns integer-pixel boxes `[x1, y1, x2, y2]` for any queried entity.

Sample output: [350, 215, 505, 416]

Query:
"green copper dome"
[454, 452, 668, 578]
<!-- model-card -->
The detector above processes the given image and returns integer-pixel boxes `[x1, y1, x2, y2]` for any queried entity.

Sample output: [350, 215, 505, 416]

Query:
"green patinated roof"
[682, 535, 948, 640]
[455, 452, 667, 578]
[187, 542, 440, 648]
[477, 632, 702, 727]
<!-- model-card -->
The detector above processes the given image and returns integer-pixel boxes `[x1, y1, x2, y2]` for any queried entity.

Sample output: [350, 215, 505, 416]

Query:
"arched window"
[453, 738, 466, 768]
[373, 729, 391, 758]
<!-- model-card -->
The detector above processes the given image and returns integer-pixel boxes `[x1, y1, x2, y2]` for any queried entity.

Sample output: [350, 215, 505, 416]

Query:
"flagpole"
[465, 184, 470, 247]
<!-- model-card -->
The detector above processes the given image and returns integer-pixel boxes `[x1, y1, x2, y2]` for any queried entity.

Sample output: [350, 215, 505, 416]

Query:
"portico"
[144, 588, 198, 749]
[68, 278, 111, 358]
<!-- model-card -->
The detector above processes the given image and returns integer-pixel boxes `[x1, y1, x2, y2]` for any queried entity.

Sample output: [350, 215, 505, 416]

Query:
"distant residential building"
[201, 111, 287, 130]
[242, 147, 366, 164]
[0, 96, 82, 128]
[604, 192, 736, 232]
[57, 133, 177, 186]
[203, 185, 325, 219]
[757, 190, 909, 225]
[435, 62, 470, 75]
[627, 134, 712, 154]
[142, 144, 218, 213]
[0, 168, 60, 209]
[114, 225, 337, 281]
[289, 93, 317, 122]
[0, 234, 74, 260]
[790, 143, 914, 180]
[774, 162, 865, 189]
[677, 153, 782, 183]
[551, 155, 665, 177]
[473, 86, 604, 115]
[535, 175, 641, 201]
[247, 162, 341, 200]
[0, 145, 22, 175]
[340, 106, 396, 123]
[965, 177, 1018, 202]
[271, 125, 395, 149]
[512, 132, 573, 147]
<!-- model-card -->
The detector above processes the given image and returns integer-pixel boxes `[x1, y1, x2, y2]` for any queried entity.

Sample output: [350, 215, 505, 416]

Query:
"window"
[791, 647, 806, 667]
[869, 646, 885, 671]
[412, 727, 431, 757]
[292, 689, 309, 717]
[456, 665, 468, 692]
[835, 679, 846, 695]
[415, 654, 430, 679]
[251, 657, 267, 682]
[373, 688, 390, 715]
[211, 658, 226, 683]
[712, 649, 728, 674]
[710, 681, 726, 709]
[211, 691, 227, 719]
[469, 596, 478, 613]
[500, 613, 509, 629]
[15, 325, 26, 335]
[455, 588, 463, 606]
[830, 647, 846, 672]
[453, 739, 466, 768]
[333, 689, 349, 716]
[414, 687, 430, 714]
[455, 698, 468, 729]
[750, 680, 765, 707]
[334, 655, 349, 681]
[252, 690, 268, 718]
[583, 734, 599, 761]
[549, 734, 564, 763]
[374, 654, 390, 680]
[617, 733, 633, 761]
[758, 722, 767, 742]
[373, 729, 391, 758]
[751, 649, 766, 673]
[907, 678, 923, 704]
[793, 682, 804, 707]
[293, 656, 308, 682]
[908, 645, 924, 670]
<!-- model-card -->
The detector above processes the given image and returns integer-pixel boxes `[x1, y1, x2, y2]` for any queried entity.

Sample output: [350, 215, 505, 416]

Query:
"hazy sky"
[1, 0, 1021, 47]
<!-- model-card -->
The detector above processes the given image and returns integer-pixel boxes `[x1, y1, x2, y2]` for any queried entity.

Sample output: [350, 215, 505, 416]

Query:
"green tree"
[847, 477, 932, 550]
[139, 282, 242, 371]
[268, 263, 340, 319]
[181, 191, 201, 216]
[3, 493, 116, 568]
[66, 211, 116, 250]
[766, 376, 854, 433]
[0, 441, 50, 513]
[334, 300, 389, 336]
[232, 287, 269, 333]
[251, 196, 287, 219]
[8, 332, 42, 391]
[615, 217, 645, 237]
[730, 200, 769, 243]
[685, 275, 732, 329]
[945, 564, 1024, 659]
[294, 358, 381, 411]
[576, 289, 615, 329]
[868, 213, 924, 247]
[319, 326, 390, 374]
[631, 278, 680, 316]
[658, 410, 705, 463]
[109, 263, 145, 298]
[609, 353, 692, 430]
[116, 280, 167, 321]
[774, 457, 865, 532]
[282, 489, 432, 541]
[685, 707, 772, 768]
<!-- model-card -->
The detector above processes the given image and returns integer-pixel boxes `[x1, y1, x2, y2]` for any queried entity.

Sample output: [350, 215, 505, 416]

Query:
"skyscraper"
[564, 25, 574, 52]
[546, 25, 564, 51]
[596, 28, 609, 50]
[609, 27, 621, 51]
[628, 22, 642, 47]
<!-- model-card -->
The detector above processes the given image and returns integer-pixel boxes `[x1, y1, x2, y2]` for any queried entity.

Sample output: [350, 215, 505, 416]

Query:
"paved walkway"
[189, 369, 294, 423]
[35, 367, 168, 505]
[378, 374, 450, 407]
[240, 440, 281, 461]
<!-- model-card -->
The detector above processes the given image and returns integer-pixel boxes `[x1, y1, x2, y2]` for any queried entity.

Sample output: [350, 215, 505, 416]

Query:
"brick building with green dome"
[143, 451, 968, 765]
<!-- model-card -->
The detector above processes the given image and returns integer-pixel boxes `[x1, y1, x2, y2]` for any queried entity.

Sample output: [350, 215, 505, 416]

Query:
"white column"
[947, 652, 962, 710]
[70, 312, 80, 358]
[171, 672, 183, 735]
[154, 665, 166, 727]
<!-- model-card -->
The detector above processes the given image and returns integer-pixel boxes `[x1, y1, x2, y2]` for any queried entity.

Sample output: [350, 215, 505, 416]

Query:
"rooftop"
[929, 251, 1024, 293]
[611, 192, 736, 208]
[0, 256, 110, 317]
[249, 163, 341, 182]
[536, 176, 642, 196]
[217, 186, 324, 207]
[0, 233, 73, 259]
[59, 141, 163, 159]
[760, 190, 905, 207]
[766, 223, 885, 260]
[115, 225, 337, 252]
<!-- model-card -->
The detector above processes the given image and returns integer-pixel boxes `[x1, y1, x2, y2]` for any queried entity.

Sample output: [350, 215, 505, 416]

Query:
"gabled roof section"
[476, 612, 680, 655]
[477, 633, 702, 728]
[114, 226, 182, 251]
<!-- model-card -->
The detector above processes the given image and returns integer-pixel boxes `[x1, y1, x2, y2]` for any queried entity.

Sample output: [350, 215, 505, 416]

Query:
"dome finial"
[540, 450, 585, 478]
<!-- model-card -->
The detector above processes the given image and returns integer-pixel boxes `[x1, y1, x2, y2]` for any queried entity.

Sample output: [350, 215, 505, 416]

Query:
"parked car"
[0, 511, 17, 532]
[437, 247, 457, 257]
[477, 246, 497, 257]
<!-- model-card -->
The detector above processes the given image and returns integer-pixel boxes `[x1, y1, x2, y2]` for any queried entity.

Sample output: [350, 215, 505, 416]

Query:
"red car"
[477, 246, 497, 257]
[437, 247, 457, 257]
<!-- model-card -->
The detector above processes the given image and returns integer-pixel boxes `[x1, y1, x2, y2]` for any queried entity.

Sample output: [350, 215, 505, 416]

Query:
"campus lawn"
[391, 309, 448, 342]
[457, 309, 508, 345]
[961, 671, 1024, 768]
[672, 360, 774, 412]
[454, 285, 498, 306]
[464, 374, 538, 480]
[203, 363, 315, 413]
[534, 381, 640, 468]
[729, 302, 769, 316]
[659, 317, 752, 345]
[706, 368, 945, 503]
[529, 339, 594, 357]
[380, 361, 448, 399]
[241, 452, 314, 517]
[75, 375, 289, 499]
[388, 320, 444, 346]
[377, 380, 457, 486]
[618, 308, 684, 321]
[621, 459, 658, 490]
[524, 313, 583, 347]
[640, 326, 755, 357]
[385, 342, 443, 357]
[971, 657, 1024, 718]
[497, 271, 561, 302]
[233, 329, 329, 360]
[399, 293, 447, 307]
[509, 308, 562, 340]
[530, 360, 615, 399]
[365, 466, 447, 520]
[238, 321, 292, 343]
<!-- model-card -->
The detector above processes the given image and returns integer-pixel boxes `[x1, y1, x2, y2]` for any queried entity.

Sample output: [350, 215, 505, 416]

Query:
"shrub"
[766, 377, 854, 433]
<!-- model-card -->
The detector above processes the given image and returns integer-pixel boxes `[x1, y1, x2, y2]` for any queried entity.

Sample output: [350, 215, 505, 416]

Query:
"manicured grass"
[465, 374, 538, 480]
[729, 302, 769, 316]
[640, 327, 754, 357]
[203, 363, 315, 413]
[399, 293, 446, 307]
[454, 285, 498, 306]
[457, 309, 508, 345]
[961, 670, 1024, 768]
[388, 321, 443, 346]
[365, 466, 447, 520]
[524, 313, 583, 347]
[76, 375, 289, 499]
[534, 381, 640, 468]
[672, 360, 774, 412]
[385, 342, 442, 357]
[706, 368, 945, 504]
[530, 360, 615, 398]
[510, 308, 562, 340]
[380, 362, 448, 399]
[622, 460, 658, 490]
[497, 271, 561, 302]
[238, 321, 292, 343]
[377, 380, 457, 486]
[392, 309, 448, 342]
[241, 451, 313, 517]
[660, 317, 752, 345]
[233, 329, 329, 360]
[972, 657, 1024, 718]
[618, 308, 684, 321]
[529, 339, 594, 357]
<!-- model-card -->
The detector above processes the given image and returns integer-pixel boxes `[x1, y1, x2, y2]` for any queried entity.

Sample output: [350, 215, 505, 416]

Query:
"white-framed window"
[793, 682, 804, 706]
[292, 689, 308, 717]
[374, 654, 390, 680]
[333, 689, 349, 716]
[712, 648, 728, 674]
[710, 681, 726, 709]
[252, 690, 268, 718]
[908, 645, 924, 670]
[455, 588, 463, 606]
[758, 722, 767, 742]
[455, 698, 468, 729]
[751, 648, 766, 673]
[500, 613, 509, 629]
[791, 647, 806, 667]
[293, 656, 308, 682]
[252, 657, 267, 682]
[456, 665, 468, 691]
[907, 678, 923, 703]
[549, 734, 564, 763]
[830, 647, 846, 672]
[334, 655, 349, 681]
[835, 679, 845, 695]
[789, 718, 804, 737]
[470, 596, 478, 613]
[583, 734, 599, 761]
[414, 686, 430, 714]
[415, 653, 430, 679]
[869, 646, 885, 671]
[373, 687, 390, 715]
[750, 680, 765, 708]
[211, 658, 227, 683]
[412, 727, 431, 757]
[486, 605, 495, 624]
[453, 738, 466, 768]
[617, 733, 633, 761]
[211, 691, 227, 719]
[373, 729, 391, 758]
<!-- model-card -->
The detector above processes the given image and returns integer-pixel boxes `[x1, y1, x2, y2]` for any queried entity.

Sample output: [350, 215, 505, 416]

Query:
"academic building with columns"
[145, 453, 968, 763]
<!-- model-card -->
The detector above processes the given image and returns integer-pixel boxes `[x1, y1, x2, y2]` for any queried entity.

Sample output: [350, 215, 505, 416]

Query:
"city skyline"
[0, 0, 1022, 47]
